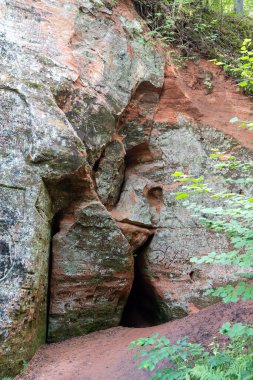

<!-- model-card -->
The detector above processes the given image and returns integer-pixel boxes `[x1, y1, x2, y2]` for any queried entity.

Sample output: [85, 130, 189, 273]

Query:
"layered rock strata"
[0, 0, 164, 375]
[0, 0, 253, 377]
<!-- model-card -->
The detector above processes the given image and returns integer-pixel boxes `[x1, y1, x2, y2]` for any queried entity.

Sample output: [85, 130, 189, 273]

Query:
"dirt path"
[18, 301, 253, 380]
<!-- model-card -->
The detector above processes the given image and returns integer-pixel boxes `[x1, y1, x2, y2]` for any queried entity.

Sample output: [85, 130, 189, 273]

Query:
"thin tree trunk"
[234, 0, 244, 14]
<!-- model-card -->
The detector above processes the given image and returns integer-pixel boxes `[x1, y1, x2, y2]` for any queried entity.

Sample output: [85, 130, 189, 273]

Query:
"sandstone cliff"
[0, 0, 252, 376]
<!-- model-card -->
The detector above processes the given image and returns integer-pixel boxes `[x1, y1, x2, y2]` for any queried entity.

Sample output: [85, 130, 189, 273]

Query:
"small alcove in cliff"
[120, 236, 169, 328]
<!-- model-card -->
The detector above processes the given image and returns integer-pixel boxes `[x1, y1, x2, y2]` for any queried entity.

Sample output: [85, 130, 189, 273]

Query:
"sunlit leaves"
[130, 326, 253, 379]
[172, 149, 253, 304]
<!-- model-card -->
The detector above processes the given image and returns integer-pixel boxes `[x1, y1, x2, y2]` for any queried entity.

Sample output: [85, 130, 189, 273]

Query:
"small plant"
[212, 38, 253, 95]
[233, 39, 253, 94]
[204, 77, 213, 93]
[130, 323, 253, 380]
[230, 116, 253, 130]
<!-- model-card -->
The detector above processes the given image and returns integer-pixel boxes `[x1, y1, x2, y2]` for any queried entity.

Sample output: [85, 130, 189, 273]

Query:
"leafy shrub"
[173, 150, 253, 303]
[130, 323, 253, 380]
[235, 38, 253, 93]
[212, 38, 253, 95]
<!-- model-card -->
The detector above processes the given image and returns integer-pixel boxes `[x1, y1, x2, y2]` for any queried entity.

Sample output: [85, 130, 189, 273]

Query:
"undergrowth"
[212, 38, 253, 95]
[130, 323, 253, 379]
[133, 0, 253, 73]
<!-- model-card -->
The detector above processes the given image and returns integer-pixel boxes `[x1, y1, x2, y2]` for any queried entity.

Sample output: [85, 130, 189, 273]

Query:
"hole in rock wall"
[120, 237, 168, 328]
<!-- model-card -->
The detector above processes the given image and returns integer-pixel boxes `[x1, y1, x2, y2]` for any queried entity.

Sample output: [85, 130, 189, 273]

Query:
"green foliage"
[235, 39, 253, 93]
[130, 323, 253, 379]
[208, 0, 253, 16]
[174, 151, 253, 303]
[230, 116, 253, 130]
[130, 148, 253, 379]
[130, 333, 208, 379]
[212, 38, 253, 95]
[134, 0, 253, 62]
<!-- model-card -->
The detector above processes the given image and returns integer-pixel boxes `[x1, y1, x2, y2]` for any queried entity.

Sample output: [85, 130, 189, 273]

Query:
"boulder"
[48, 201, 132, 342]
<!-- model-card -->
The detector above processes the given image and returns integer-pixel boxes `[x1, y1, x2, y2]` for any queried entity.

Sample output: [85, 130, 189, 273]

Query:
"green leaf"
[230, 117, 239, 123]
[176, 192, 189, 200]
[239, 81, 249, 87]
[173, 171, 184, 177]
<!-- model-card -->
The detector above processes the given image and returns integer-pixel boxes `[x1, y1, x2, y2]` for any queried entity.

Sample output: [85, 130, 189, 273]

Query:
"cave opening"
[120, 237, 168, 328]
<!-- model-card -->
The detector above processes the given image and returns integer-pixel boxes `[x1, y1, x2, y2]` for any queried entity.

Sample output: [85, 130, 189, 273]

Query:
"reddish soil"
[18, 301, 253, 380]
[155, 61, 253, 150]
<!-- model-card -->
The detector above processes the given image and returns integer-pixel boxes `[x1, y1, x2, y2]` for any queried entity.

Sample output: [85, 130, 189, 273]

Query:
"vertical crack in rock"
[121, 235, 169, 328]
[46, 210, 62, 342]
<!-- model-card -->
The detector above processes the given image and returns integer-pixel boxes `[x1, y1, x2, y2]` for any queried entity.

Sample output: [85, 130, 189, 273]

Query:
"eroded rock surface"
[0, 0, 164, 375]
[48, 201, 132, 342]
[114, 76, 253, 319]
[1, 0, 253, 377]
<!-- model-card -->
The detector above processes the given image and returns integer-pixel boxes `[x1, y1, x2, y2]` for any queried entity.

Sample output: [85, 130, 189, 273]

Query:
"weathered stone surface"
[0, 84, 86, 376]
[116, 121, 252, 317]
[116, 222, 155, 253]
[0, 0, 164, 375]
[114, 69, 253, 319]
[95, 139, 125, 208]
[60, 1, 164, 165]
[1, 0, 253, 375]
[143, 228, 233, 317]
[45, 0, 164, 345]
[112, 175, 165, 227]
[0, 181, 52, 376]
[48, 201, 132, 342]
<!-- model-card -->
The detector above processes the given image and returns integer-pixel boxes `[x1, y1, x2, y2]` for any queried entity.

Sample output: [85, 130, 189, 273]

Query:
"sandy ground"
[17, 301, 253, 380]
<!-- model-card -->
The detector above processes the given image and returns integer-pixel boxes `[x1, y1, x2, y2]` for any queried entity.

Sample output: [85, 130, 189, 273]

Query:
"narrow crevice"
[92, 147, 106, 174]
[112, 165, 126, 208]
[92, 157, 101, 173]
[118, 218, 156, 229]
[120, 236, 169, 328]
[46, 210, 63, 342]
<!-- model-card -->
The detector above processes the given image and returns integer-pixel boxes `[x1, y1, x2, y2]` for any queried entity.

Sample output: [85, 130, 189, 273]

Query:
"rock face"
[0, 79, 86, 375]
[113, 63, 253, 318]
[48, 201, 132, 342]
[0, 0, 253, 377]
[0, 0, 164, 376]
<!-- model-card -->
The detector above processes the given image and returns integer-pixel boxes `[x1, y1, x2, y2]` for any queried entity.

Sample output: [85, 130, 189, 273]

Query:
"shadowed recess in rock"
[120, 236, 169, 328]
[46, 210, 63, 342]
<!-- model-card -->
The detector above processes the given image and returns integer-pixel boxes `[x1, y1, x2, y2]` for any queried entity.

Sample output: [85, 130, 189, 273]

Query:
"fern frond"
[190, 365, 226, 380]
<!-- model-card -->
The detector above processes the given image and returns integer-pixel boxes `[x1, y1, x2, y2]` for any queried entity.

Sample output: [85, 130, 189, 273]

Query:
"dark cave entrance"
[120, 237, 168, 328]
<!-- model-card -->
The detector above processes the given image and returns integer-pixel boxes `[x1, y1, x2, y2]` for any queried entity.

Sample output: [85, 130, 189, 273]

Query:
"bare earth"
[17, 301, 253, 380]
